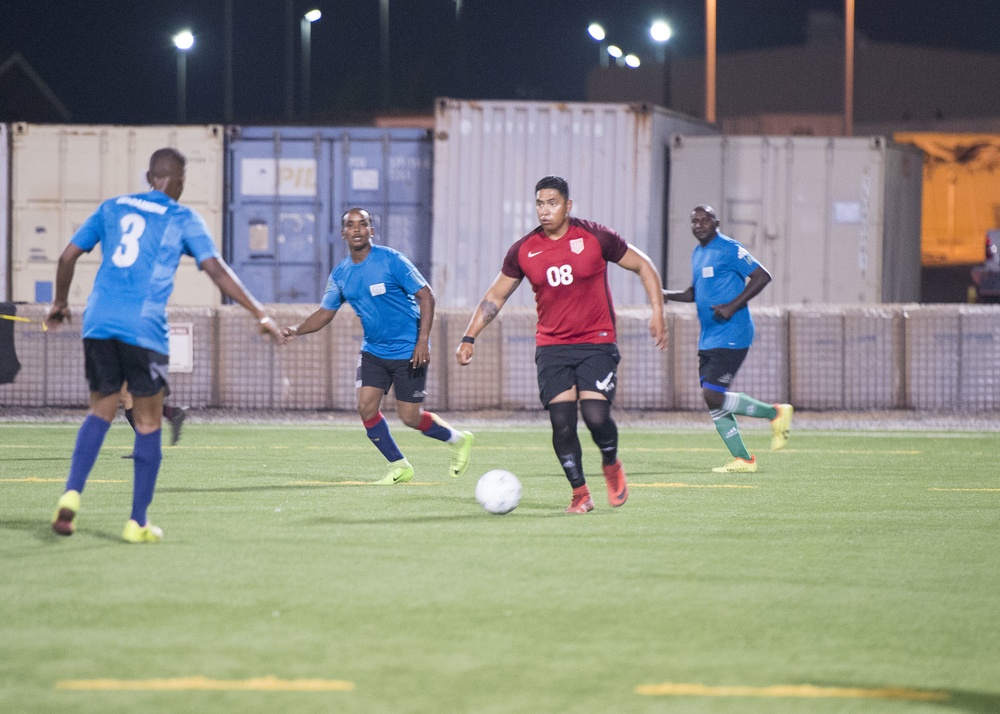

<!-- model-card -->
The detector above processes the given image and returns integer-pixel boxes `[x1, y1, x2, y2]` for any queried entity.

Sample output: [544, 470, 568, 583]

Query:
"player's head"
[535, 176, 572, 235]
[341, 207, 375, 250]
[535, 175, 569, 200]
[690, 204, 720, 244]
[147, 148, 186, 200]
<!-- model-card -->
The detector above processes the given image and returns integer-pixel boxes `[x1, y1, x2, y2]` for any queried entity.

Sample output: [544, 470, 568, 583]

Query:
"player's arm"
[46, 243, 86, 329]
[282, 307, 337, 339]
[411, 285, 434, 367]
[617, 245, 668, 351]
[455, 272, 521, 365]
[663, 286, 695, 303]
[712, 265, 772, 321]
[200, 256, 285, 343]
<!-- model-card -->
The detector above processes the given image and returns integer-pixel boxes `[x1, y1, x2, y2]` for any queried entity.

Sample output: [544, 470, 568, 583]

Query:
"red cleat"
[602, 459, 629, 507]
[565, 485, 595, 514]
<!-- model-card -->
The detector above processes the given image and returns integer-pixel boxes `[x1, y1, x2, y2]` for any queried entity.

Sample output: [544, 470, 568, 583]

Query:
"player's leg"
[163, 403, 189, 446]
[718, 391, 792, 451]
[357, 353, 412, 485]
[52, 339, 122, 536]
[120, 345, 168, 542]
[577, 344, 628, 507]
[393, 361, 474, 477]
[700, 349, 758, 473]
[120, 383, 137, 459]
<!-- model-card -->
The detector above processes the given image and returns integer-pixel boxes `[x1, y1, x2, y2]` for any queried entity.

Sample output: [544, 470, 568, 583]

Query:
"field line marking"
[0, 477, 125, 483]
[633, 483, 756, 489]
[930, 487, 1000, 492]
[287, 480, 440, 487]
[634, 682, 949, 701]
[55, 675, 354, 692]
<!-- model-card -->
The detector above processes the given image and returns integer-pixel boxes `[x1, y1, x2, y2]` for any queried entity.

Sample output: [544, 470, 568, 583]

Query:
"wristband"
[461, 335, 475, 345]
[259, 316, 274, 325]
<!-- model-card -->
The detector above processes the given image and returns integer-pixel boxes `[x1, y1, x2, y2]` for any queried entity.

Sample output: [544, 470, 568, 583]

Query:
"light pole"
[301, 9, 321, 117]
[607, 44, 624, 67]
[588, 23, 608, 67]
[380, 0, 390, 108]
[650, 20, 672, 108]
[705, 0, 716, 122]
[173, 30, 194, 123]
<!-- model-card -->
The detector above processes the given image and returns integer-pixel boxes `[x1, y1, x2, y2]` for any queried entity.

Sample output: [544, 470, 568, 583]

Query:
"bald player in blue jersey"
[281, 207, 473, 485]
[663, 205, 793, 473]
[47, 147, 285, 543]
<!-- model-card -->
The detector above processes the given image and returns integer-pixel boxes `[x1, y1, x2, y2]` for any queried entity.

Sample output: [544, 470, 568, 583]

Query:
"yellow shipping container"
[895, 132, 1000, 266]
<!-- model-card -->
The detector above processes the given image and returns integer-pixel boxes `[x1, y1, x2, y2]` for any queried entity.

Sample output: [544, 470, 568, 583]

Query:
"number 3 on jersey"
[112, 212, 146, 268]
[546, 264, 574, 287]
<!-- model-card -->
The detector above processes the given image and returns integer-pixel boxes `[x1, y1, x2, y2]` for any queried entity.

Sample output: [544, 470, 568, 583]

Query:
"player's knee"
[702, 389, 724, 410]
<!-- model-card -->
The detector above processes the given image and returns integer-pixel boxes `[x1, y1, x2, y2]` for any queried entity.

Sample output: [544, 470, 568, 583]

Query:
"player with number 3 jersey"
[457, 176, 667, 513]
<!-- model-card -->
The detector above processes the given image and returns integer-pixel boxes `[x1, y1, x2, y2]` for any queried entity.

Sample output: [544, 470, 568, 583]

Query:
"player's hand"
[411, 341, 430, 369]
[258, 316, 287, 345]
[45, 303, 71, 331]
[649, 317, 668, 351]
[456, 342, 474, 366]
[280, 325, 299, 341]
[711, 304, 735, 321]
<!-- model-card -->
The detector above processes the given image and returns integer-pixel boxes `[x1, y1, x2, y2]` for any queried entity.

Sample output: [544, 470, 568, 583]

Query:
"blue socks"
[130, 429, 162, 525]
[65, 414, 112, 493]
[363, 412, 404, 463]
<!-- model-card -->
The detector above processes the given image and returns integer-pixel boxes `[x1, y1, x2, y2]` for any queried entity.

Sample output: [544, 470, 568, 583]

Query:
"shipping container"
[225, 126, 433, 303]
[1, 124, 8, 301]
[431, 98, 718, 308]
[666, 135, 923, 305]
[893, 132, 1000, 266]
[9, 123, 225, 306]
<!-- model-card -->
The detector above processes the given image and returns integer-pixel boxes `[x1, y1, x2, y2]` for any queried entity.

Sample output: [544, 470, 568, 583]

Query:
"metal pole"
[705, 0, 716, 122]
[300, 18, 311, 117]
[380, 0, 390, 108]
[285, 0, 294, 119]
[177, 51, 186, 123]
[224, 0, 233, 122]
[845, 0, 855, 136]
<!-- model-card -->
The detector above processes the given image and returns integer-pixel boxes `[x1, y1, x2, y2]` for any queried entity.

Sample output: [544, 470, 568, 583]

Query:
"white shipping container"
[10, 123, 225, 306]
[0, 124, 8, 301]
[432, 98, 717, 308]
[666, 135, 923, 305]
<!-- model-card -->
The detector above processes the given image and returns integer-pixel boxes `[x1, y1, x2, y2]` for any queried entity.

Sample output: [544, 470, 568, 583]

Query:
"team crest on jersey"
[737, 246, 752, 263]
[570, 238, 584, 254]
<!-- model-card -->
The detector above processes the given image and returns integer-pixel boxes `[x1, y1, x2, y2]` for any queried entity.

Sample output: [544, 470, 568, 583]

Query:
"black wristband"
[461, 336, 475, 345]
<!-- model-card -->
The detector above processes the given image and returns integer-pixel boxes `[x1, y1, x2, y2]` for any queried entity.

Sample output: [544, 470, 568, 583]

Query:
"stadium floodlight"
[172, 31, 194, 122]
[588, 23, 608, 67]
[625, 54, 640, 68]
[607, 44, 622, 59]
[587, 23, 605, 42]
[304, 9, 322, 22]
[173, 30, 194, 51]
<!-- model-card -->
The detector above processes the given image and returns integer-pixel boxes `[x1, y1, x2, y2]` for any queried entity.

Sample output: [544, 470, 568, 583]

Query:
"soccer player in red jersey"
[456, 176, 667, 513]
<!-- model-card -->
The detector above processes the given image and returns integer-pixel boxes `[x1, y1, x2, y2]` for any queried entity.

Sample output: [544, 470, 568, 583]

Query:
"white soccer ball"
[475, 469, 522, 515]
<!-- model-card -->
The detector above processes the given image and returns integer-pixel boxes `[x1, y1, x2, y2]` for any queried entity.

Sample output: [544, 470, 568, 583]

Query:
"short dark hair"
[148, 147, 186, 175]
[535, 176, 569, 199]
[341, 207, 372, 227]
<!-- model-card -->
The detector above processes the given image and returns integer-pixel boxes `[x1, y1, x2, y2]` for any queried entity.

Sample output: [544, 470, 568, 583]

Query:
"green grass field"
[2, 419, 999, 713]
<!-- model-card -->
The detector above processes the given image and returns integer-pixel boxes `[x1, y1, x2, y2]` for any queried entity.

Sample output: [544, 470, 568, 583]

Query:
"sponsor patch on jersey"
[702, 266, 715, 278]
[737, 246, 751, 262]
[570, 238, 584, 254]
[369, 283, 386, 296]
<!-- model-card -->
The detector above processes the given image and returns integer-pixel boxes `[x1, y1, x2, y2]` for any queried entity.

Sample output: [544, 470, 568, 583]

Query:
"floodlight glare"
[588, 23, 606, 42]
[173, 30, 194, 50]
[304, 9, 322, 22]
[607, 44, 623, 59]
[625, 54, 641, 68]
[650, 20, 672, 43]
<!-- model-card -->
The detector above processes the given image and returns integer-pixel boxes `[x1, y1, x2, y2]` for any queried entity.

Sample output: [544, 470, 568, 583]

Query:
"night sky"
[2, 0, 999, 125]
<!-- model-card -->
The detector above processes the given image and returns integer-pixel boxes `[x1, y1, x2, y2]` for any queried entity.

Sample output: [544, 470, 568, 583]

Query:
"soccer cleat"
[168, 406, 189, 446]
[122, 519, 164, 543]
[51, 490, 81, 536]
[449, 431, 475, 478]
[565, 485, 595, 514]
[602, 460, 629, 507]
[712, 456, 758, 473]
[122, 452, 135, 459]
[374, 459, 414, 485]
[770, 403, 793, 451]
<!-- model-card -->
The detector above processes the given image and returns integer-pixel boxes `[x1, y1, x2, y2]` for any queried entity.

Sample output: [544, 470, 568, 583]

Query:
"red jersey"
[502, 217, 628, 346]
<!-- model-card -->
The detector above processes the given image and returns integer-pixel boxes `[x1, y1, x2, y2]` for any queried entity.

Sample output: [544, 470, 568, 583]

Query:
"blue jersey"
[321, 244, 428, 359]
[691, 233, 761, 350]
[71, 190, 220, 355]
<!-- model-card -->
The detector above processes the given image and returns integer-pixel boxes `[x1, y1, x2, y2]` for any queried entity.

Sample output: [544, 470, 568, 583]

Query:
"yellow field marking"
[633, 482, 756, 489]
[0, 477, 125, 483]
[287, 480, 440, 487]
[930, 487, 1000, 492]
[635, 682, 949, 701]
[56, 675, 354, 692]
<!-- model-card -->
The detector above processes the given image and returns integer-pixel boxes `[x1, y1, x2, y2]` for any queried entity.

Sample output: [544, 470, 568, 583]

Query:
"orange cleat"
[602, 460, 629, 507]
[565, 485, 595, 514]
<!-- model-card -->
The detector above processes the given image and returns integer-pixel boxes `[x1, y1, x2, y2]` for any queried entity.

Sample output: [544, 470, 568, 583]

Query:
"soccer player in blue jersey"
[663, 205, 793, 473]
[46, 147, 285, 542]
[280, 207, 473, 485]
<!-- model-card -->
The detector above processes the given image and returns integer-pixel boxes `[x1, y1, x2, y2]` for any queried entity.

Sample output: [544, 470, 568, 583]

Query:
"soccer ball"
[475, 469, 522, 515]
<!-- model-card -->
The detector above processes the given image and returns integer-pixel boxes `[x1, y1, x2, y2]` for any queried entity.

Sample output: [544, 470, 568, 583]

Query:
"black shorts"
[83, 338, 170, 398]
[357, 351, 427, 403]
[698, 348, 749, 394]
[535, 343, 620, 407]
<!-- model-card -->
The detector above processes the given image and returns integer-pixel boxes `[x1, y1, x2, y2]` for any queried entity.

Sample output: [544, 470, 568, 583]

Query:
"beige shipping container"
[432, 98, 717, 309]
[10, 123, 225, 306]
[666, 135, 923, 305]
